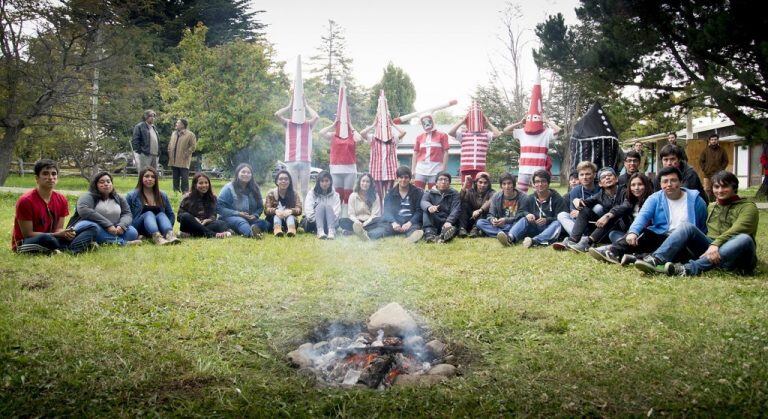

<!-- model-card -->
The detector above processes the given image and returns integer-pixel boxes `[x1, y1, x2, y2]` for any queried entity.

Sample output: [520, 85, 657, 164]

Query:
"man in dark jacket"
[132, 110, 160, 171]
[476, 173, 528, 238]
[500, 169, 566, 248]
[420, 171, 461, 243]
[617, 151, 641, 187]
[557, 167, 626, 252]
[368, 166, 424, 242]
[653, 144, 707, 203]
[698, 133, 729, 202]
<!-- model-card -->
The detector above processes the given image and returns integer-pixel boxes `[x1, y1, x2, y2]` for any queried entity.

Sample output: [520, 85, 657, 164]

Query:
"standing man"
[667, 132, 688, 162]
[448, 101, 501, 180]
[653, 144, 707, 203]
[275, 56, 319, 200]
[12, 159, 98, 254]
[633, 141, 649, 174]
[167, 118, 197, 194]
[132, 109, 160, 171]
[698, 133, 729, 202]
[412, 114, 450, 189]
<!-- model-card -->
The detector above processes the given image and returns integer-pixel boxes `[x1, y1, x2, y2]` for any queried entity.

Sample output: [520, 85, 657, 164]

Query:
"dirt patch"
[20, 276, 52, 291]
[215, 328, 239, 341]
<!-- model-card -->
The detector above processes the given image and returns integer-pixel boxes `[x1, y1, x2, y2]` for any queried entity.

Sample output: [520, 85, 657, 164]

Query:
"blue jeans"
[73, 220, 139, 245]
[507, 217, 562, 244]
[133, 211, 173, 236]
[653, 221, 757, 275]
[19, 224, 98, 254]
[224, 215, 268, 237]
[475, 218, 513, 237]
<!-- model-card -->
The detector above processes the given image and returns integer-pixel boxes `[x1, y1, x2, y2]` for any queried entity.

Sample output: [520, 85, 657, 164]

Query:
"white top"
[667, 191, 688, 231]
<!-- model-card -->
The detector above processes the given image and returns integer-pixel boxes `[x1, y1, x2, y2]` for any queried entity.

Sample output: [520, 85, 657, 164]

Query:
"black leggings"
[178, 213, 229, 238]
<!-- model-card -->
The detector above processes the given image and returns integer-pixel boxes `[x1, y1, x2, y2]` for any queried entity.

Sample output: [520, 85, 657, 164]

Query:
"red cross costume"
[513, 72, 552, 192]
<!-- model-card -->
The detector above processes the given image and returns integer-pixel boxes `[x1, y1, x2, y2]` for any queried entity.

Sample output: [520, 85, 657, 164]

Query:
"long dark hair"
[274, 169, 296, 208]
[189, 172, 216, 203]
[355, 173, 377, 209]
[627, 172, 653, 208]
[135, 167, 164, 209]
[232, 163, 262, 199]
[313, 170, 334, 196]
[89, 171, 116, 200]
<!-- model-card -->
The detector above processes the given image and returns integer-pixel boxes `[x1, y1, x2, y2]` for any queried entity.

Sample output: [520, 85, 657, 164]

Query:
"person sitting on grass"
[497, 169, 565, 248]
[653, 144, 707, 203]
[420, 171, 461, 243]
[177, 173, 231, 239]
[217, 163, 268, 239]
[457, 172, 494, 238]
[555, 167, 626, 252]
[126, 167, 180, 246]
[367, 166, 424, 243]
[12, 159, 98, 254]
[589, 172, 654, 263]
[617, 150, 641, 187]
[556, 161, 600, 239]
[567, 172, 579, 193]
[68, 171, 141, 246]
[608, 166, 708, 266]
[475, 172, 528, 239]
[304, 171, 341, 240]
[264, 169, 302, 237]
[634, 170, 758, 276]
[340, 173, 382, 240]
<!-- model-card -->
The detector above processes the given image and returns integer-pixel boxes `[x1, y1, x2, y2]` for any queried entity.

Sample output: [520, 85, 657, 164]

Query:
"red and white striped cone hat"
[335, 82, 352, 139]
[524, 71, 544, 135]
[374, 90, 393, 141]
[290, 55, 306, 124]
[465, 101, 485, 132]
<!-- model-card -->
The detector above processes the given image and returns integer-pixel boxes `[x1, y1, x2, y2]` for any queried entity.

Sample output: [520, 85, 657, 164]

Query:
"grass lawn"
[0, 189, 767, 416]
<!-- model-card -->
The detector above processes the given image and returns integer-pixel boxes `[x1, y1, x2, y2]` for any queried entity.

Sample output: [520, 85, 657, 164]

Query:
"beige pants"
[703, 176, 713, 200]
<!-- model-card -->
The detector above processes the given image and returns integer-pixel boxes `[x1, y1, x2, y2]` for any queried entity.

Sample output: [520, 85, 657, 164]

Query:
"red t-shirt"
[11, 189, 70, 250]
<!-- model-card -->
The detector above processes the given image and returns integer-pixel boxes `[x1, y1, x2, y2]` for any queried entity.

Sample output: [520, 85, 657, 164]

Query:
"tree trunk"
[0, 125, 23, 186]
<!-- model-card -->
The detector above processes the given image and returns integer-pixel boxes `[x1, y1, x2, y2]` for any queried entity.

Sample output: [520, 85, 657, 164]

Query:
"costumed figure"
[320, 81, 361, 217]
[568, 102, 622, 176]
[503, 71, 560, 192]
[275, 55, 319, 200]
[411, 114, 450, 189]
[448, 100, 501, 180]
[360, 91, 406, 201]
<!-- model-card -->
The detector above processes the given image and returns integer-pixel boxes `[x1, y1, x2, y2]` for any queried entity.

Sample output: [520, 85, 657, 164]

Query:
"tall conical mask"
[291, 55, 306, 124]
[335, 82, 351, 139]
[374, 90, 392, 141]
[524, 71, 544, 135]
[465, 101, 485, 132]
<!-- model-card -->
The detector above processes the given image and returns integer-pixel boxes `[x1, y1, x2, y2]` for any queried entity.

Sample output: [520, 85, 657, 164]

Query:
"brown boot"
[164, 231, 182, 245]
[152, 232, 168, 246]
[286, 224, 297, 237]
[274, 223, 284, 237]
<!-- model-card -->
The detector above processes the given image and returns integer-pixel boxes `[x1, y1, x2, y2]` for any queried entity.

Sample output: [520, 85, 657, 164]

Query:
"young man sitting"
[475, 173, 528, 239]
[617, 150, 641, 187]
[610, 166, 708, 266]
[634, 170, 758, 276]
[12, 159, 98, 254]
[556, 167, 626, 252]
[653, 144, 707, 203]
[497, 169, 565, 247]
[556, 161, 600, 238]
[368, 166, 424, 243]
[420, 171, 461, 243]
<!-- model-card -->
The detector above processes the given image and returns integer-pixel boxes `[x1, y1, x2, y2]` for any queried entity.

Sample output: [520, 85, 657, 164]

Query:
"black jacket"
[522, 189, 567, 223]
[582, 185, 626, 213]
[382, 184, 424, 226]
[420, 187, 461, 225]
[131, 121, 159, 156]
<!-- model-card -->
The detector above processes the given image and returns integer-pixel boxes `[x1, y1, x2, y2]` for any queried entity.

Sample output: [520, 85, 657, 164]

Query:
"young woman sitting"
[68, 171, 141, 246]
[126, 167, 180, 245]
[216, 163, 268, 239]
[264, 169, 303, 237]
[339, 173, 381, 240]
[177, 173, 231, 238]
[304, 171, 341, 240]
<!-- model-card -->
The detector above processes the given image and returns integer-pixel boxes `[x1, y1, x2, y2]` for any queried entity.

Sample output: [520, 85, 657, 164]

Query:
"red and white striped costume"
[458, 129, 493, 172]
[285, 122, 313, 163]
[369, 91, 398, 182]
[330, 83, 357, 205]
[413, 130, 449, 176]
[513, 128, 553, 192]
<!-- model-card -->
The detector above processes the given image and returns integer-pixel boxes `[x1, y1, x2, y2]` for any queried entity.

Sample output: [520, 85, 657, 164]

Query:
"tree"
[369, 63, 416, 119]
[534, 0, 768, 142]
[156, 24, 287, 180]
[0, 0, 135, 185]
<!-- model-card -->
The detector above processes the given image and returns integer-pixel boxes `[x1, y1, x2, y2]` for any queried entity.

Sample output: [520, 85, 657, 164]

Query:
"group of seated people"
[12, 152, 760, 277]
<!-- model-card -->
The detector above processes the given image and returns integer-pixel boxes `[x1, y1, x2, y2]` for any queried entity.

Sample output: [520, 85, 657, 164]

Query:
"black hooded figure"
[568, 103, 621, 175]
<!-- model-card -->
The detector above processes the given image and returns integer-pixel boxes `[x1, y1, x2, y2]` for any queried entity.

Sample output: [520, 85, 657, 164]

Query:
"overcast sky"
[254, 0, 579, 115]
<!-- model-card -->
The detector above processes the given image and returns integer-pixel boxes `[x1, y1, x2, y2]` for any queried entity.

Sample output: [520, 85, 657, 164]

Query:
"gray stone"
[313, 341, 330, 354]
[287, 349, 313, 369]
[427, 363, 457, 377]
[367, 302, 418, 337]
[403, 335, 424, 349]
[392, 374, 447, 387]
[329, 336, 352, 349]
[298, 342, 314, 352]
[425, 339, 447, 358]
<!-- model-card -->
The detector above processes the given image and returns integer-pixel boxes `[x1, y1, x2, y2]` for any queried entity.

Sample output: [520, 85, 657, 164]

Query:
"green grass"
[2, 174, 230, 194]
[0, 191, 767, 416]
